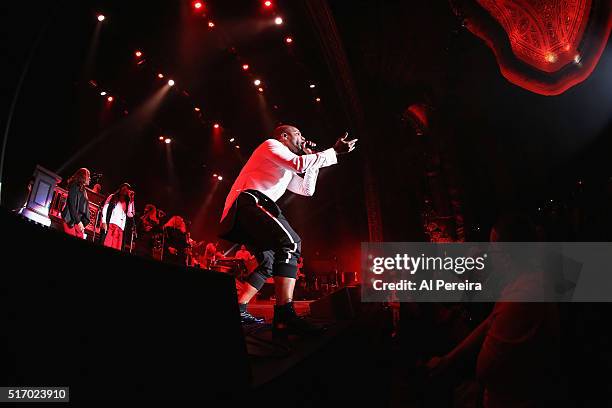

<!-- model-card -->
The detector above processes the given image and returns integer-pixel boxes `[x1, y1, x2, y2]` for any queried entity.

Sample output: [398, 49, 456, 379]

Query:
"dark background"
[1, 1, 610, 270]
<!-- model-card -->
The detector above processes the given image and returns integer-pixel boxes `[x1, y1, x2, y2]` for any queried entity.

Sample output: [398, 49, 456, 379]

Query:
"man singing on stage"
[219, 125, 357, 336]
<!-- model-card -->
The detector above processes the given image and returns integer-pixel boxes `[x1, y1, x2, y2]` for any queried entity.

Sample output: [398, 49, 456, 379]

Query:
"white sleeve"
[101, 196, 111, 222]
[264, 139, 337, 173]
[287, 167, 320, 196]
[127, 200, 135, 218]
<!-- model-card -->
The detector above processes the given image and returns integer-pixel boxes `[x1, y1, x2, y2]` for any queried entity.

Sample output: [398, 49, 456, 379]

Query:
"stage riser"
[1, 209, 250, 404]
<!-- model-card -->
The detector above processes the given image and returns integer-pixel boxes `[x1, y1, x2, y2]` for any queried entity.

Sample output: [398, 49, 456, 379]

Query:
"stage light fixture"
[235, 145, 240, 149]
[97, 14, 106, 22]
[213, 123, 220, 129]
[107, 96, 114, 102]
[258, 87, 264, 92]
[309, 84, 316, 88]
[208, 21, 215, 28]
[254, 79, 261, 86]
[213, 174, 217, 178]
[264, 1, 272, 7]
[100, 91, 107, 96]
[275, 17, 283, 25]
[229, 138, 235, 142]
[285, 37, 293, 44]
[193, 1, 203, 10]
[315, 97, 321, 102]
[242, 64, 249, 71]
[158, 73, 164, 79]
[165, 138, 172, 144]
[135, 50, 142, 58]
[217, 176, 223, 181]
[194, 107, 201, 112]
[159, 136, 165, 141]
[168, 79, 175, 86]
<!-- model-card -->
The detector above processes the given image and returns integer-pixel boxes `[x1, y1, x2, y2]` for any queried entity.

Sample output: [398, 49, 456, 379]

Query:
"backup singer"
[101, 183, 135, 250]
[219, 124, 357, 336]
[134, 204, 160, 258]
[163, 215, 189, 266]
[61, 167, 91, 239]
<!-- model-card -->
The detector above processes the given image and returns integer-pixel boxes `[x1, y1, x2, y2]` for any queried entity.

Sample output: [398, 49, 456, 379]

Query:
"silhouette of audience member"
[427, 214, 561, 407]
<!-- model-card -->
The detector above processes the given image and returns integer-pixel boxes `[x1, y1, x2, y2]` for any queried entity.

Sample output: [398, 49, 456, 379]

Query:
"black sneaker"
[273, 302, 326, 337]
[240, 311, 265, 325]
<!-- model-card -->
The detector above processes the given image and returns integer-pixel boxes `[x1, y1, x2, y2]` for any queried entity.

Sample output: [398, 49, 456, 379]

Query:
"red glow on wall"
[404, 104, 429, 135]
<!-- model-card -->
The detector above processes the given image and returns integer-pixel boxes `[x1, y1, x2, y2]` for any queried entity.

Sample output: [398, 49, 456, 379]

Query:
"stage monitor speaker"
[310, 286, 361, 321]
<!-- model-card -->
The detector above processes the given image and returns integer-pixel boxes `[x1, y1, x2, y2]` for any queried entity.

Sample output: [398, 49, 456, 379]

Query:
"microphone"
[300, 140, 319, 154]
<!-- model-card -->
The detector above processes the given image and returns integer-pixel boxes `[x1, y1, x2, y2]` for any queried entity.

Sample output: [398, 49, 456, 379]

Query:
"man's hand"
[101, 222, 107, 232]
[302, 146, 315, 155]
[76, 222, 84, 233]
[333, 132, 358, 154]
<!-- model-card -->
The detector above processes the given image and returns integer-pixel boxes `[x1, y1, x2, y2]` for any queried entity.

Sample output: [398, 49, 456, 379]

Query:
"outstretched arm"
[264, 139, 337, 173]
[287, 167, 320, 196]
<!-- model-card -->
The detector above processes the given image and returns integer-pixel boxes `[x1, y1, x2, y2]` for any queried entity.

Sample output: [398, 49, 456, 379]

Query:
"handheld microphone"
[300, 140, 318, 154]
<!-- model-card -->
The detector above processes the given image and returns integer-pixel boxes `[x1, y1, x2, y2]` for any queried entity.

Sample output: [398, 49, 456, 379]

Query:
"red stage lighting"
[213, 123, 220, 129]
[217, 176, 223, 181]
[157, 73, 164, 79]
[193, 1, 203, 10]
[159, 136, 165, 141]
[208, 21, 215, 28]
[135, 50, 143, 58]
[275, 17, 283, 25]
[213, 174, 217, 178]
[97, 14, 106, 22]
[258, 87, 264, 92]
[285, 37, 293, 44]
[242, 64, 249, 71]
[264, 1, 272, 7]
[253, 79, 261, 86]
[107, 96, 114, 102]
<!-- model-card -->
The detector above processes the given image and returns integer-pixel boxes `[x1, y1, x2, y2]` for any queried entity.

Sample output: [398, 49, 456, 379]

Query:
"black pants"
[223, 190, 301, 290]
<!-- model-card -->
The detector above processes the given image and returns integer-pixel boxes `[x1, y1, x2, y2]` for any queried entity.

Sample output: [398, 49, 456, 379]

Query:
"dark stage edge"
[1, 208, 393, 407]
